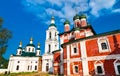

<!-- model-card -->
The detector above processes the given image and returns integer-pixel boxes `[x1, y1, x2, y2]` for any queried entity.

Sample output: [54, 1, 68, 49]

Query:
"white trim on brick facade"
[97, 37, 111, 53]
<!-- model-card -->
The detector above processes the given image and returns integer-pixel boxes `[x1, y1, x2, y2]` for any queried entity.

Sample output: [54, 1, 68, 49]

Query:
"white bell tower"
[42, 16, 59, 73]
[45, 16, 59, 54]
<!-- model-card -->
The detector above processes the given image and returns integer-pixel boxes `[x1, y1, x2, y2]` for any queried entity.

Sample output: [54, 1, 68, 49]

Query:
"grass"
[0, 72, 50, 76]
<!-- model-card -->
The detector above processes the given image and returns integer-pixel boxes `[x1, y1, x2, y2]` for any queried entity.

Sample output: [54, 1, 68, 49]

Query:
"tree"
[0, 17, 12, 68]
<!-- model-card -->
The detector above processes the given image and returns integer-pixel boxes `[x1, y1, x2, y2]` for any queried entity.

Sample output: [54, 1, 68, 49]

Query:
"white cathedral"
[7, 38, 42, 73]
[7, 16, 59, 73]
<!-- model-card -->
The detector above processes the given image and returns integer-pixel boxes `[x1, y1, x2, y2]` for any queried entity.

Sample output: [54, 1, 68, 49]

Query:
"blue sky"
[0, 0, 120, 59]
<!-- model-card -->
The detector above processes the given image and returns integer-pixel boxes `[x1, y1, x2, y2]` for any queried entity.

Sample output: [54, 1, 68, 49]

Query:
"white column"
[42, 58, 46, 72]
[45, 43, 48, 53]
[46, 31, 49, 39]
[67, 45, 70, 75]
[80, 41, 89, 75]
[60, 48, 63, 74]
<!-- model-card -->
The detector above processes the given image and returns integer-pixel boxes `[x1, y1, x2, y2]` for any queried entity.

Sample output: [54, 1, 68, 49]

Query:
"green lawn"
[0, 72, 50, 76]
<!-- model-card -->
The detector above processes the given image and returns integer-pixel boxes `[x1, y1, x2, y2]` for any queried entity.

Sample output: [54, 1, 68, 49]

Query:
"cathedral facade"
[8, 38, 42, 73]
[53, 14, 120, 76]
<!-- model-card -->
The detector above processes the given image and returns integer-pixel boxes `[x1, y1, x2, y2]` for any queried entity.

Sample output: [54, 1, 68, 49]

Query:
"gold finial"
[38, 42, 40, 46]
[20, 41, 22, 45]
[75, 8, 78, 14]
[51, 11, 54, 20]
[30, 37, 33, 41]
[51, 11, 55, 24]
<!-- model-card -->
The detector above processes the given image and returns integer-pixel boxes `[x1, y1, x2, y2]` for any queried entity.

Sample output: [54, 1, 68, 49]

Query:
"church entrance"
[46, 63, 49, 72]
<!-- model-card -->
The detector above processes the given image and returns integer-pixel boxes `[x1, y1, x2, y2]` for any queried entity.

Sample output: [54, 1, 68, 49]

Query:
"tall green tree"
[0, 17, 12, 68]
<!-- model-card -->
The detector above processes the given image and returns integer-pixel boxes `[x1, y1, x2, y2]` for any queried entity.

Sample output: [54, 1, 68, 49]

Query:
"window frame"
[73, 65, 79, 74]
[98, 37, 111, 53]
[114, 60, 120, 75]
[71, 43, 79, 56]
[95, 63, 105, 75]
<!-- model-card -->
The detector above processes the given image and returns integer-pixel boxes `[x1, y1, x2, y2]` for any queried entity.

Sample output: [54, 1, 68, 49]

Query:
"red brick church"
[53, 14, 120, 76]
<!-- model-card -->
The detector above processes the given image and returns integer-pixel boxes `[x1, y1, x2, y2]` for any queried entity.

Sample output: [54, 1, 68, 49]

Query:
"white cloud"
[112, 9, 120, 13]
[89, 0, 116, 17]
[22, 0, 119, 24]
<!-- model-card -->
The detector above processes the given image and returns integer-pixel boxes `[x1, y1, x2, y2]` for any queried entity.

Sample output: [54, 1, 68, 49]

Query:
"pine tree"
[0, 17, 12, 68]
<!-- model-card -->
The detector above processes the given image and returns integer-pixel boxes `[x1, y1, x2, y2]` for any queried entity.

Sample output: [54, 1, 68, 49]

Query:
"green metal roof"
[74, 27, 80, 31]
[64, 20, 70, 25]
[80, 14, 86, 19]
[17, 47, 22, 49]
[73, 14, 80, 21]
[26, 44, 35, 47]
[49, 23, 56, 27]
[37, 48, 40, 50]
[21, 51, 36, 57]
[59, 25, 96, 36]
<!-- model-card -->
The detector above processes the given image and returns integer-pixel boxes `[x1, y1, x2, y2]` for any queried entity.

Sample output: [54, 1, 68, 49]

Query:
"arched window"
[19, 51, 22, 54]
[49, 32, 51, 39]
[71, 43, 78, 55]
[114, 60, 120, 75]
[74, 47, 77, 53]
[46, 63, 49, 71]
[74, 65, 78, 73]
[29, 48, 30, 52]
[97, 66, 103, 74]
[117, 65, 120, 74]
[48, 44, 51, 53]
[94, 61, 105, 75]
[18, 61, 20, 63]
[16, 65, 19, 70]
[35, 66, 37, 70]
[98, 37, 110, 53]
[28, 66, 29, 70]
[101, 42, 107, 50]
[32, 48, 34, 52]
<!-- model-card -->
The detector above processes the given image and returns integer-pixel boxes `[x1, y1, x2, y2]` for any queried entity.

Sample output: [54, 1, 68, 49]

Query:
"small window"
[101, 43, 107, 50]
[71, 43, 78, 55]
[49, 32, 51, 39]
[35, 66, 37, 70]
[29, 48, 30, 52]
[32, 48, 34, 52]
[18, 61, 20, 63]
[97, 66, 103, 74]
[117, 65, 120, 74]
[98, 38, 110, 53]
[16, 65, 19, 70]
[74, 47, 77, 53]
[19, 51, 22, 54]
[28, 66, 29, 70]
[48, 45, 51, 53]
[74, 66, 78, 73]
